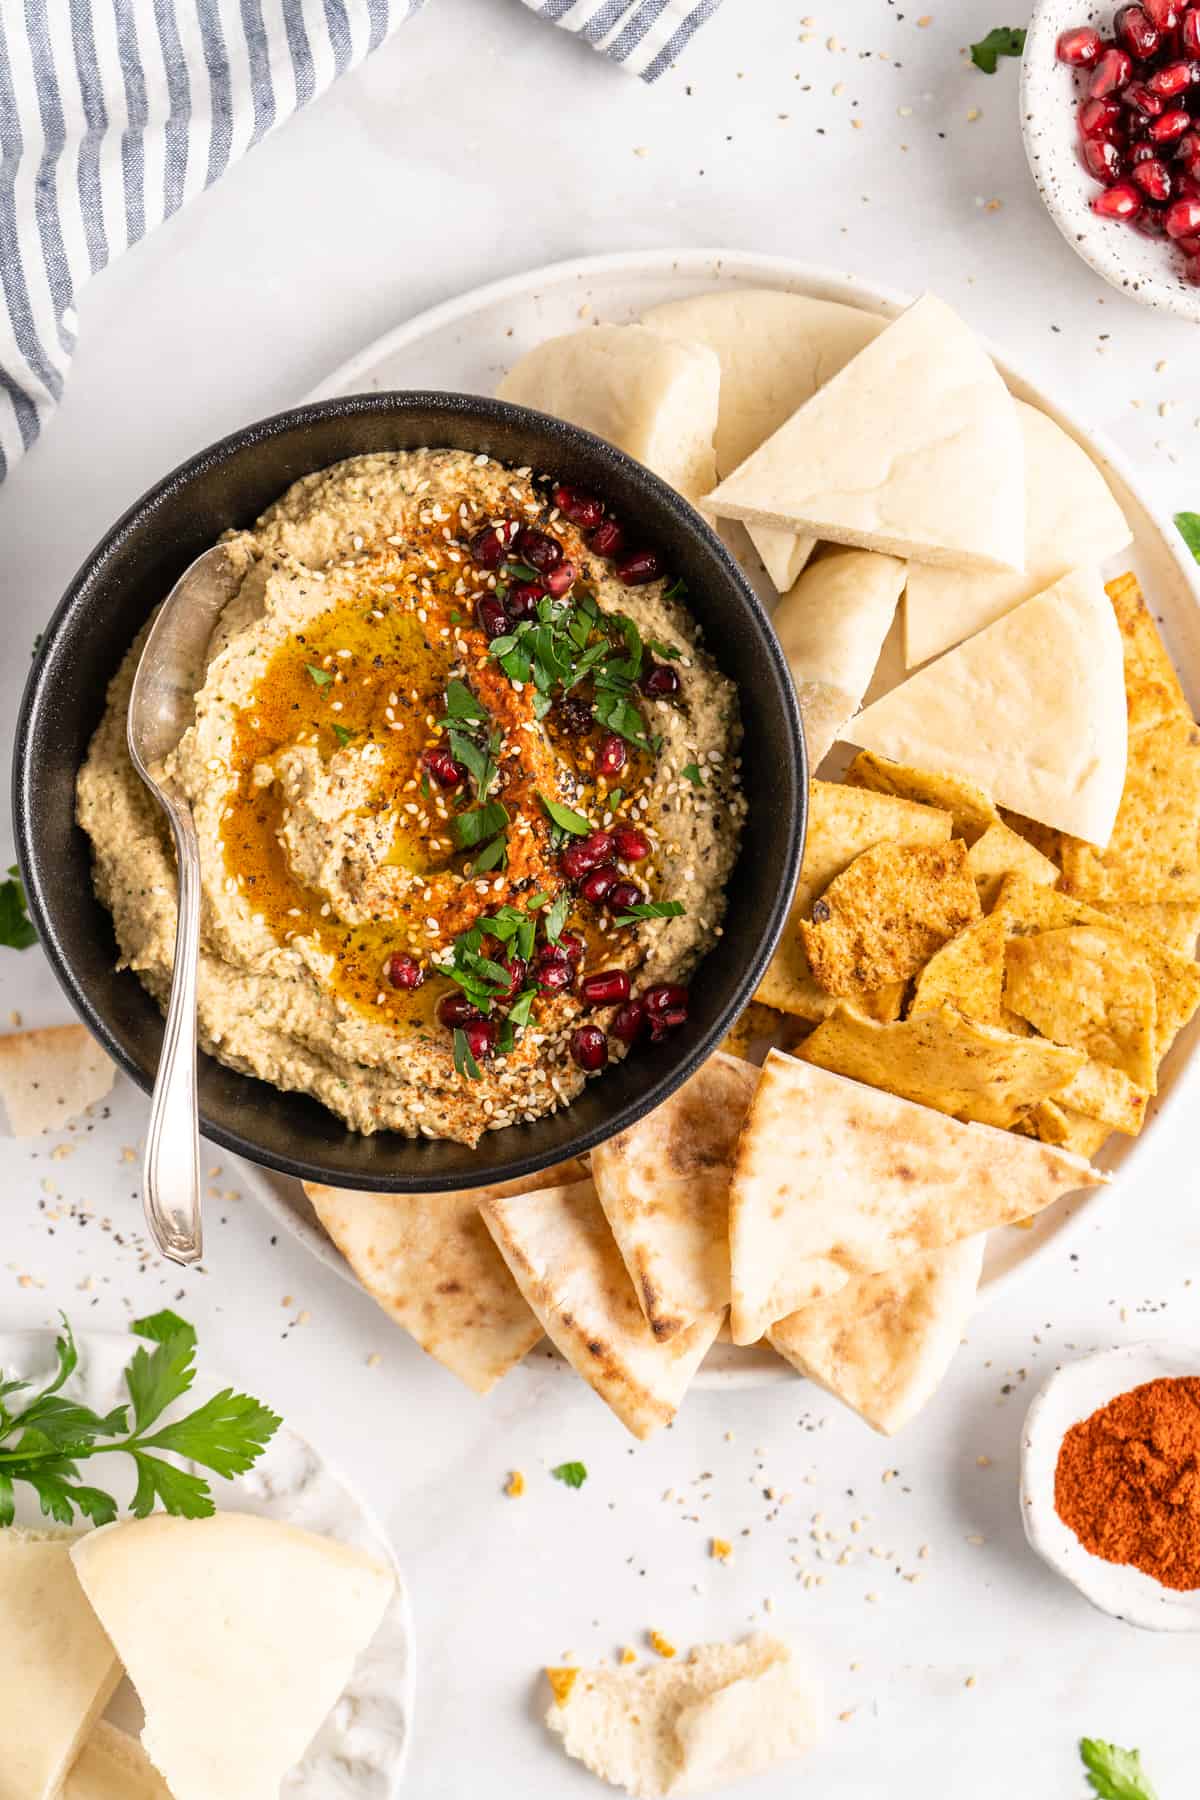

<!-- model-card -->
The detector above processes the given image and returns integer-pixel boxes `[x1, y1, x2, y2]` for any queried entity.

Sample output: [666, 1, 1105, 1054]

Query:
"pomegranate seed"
[1090, 45, 1134, 93]
[537, 958, 574, 994]
[1166, 193, 1200, 231]
[1174, 229, 1200, 249]
[514, 526, 562, 573]
[494, 955, 527, 1004]
[1079, 95, 1125, 135]
[506, 581, 545, 621]
[1058, 24, 1104, 63]
[1123, 78, 1165, 112]
[1144, 0, 1180, 27]
[471, 524, 514, 569]
[588, 518, 626, 558]
[1135, 203, 1169, 232]
[462, 1019, 497, 1062]
[422, 746, 466, 788]
[570, 1024, 608, 1072]
[579, 863, 619, 905]
[1132, 154, 1173, 198]
[553, 484, 605, 529]
[641, 983, 690, 1039]
[607, 880, 643, 913]
[438, 991, 483, 1027]
[1174, 127, 1200, 160]
[615, 549, 665, 586]
[1183, 8, 1200, 52]
[384, 952, 425, 990]
[544, 559, 578, 598]
[1150, 105, 1192, 140]
[597, 733, 628, 776]
[1129, 139, 1159, 161]
[1091, 180, 1143, 217]
[1084, 136, 1126, 181]
[1115, 4, 1162, 57]
[1148, 54, 1196, 89]
[580, 970, 632, 1006]
[477, 594, 511, 640]
[560, 830, 614, 880]
[640, 661, 681, 698]
[1184, 252, 1200, 280]
[610, 1000, 647, 1045]
[558, 930, 585, 963]
[613, 823, 650, 861]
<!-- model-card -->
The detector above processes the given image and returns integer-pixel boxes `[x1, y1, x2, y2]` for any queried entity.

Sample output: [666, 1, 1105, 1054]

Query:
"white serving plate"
[0, 1328, 414, 1792]
[231, 247, 1200, 1383]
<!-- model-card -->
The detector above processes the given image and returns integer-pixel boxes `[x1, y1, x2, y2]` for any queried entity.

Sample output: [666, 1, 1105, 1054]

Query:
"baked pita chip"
[1094, 899, 1200, 957]
[0, 1026, 115, 1137]
[1027, 1098, 1113, 1160]
[967, 821, 1060, 909]
[1004, 926, 1157, 1092]
[1060, 714, 1200, 903]
[845, 752, 1001, 846]
[728, 1051, 1103, 1336]
[767, 1236, 985, 1435]
[756, 782, 952, 1021]
[909, 911, 1006, 1023]
[591, 1053, 758, 1339]
[480, 1180, 721, 1438]
[1107, 569, 1191, 730]
[720, 1001, 793, 1064]
[797, 1003, 1083, 1130]
[999, 808, 1064, 865]
[303, 1160, 585, 1394]
[1055, 1057, 1148, 1136]
[800, 839, 980, 998]
[846, 569, 1129, 847]
[771, 550, 906, 768]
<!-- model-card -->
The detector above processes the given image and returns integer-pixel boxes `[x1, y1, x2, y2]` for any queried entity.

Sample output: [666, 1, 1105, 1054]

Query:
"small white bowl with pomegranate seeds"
[1022, 0, 1200, 315]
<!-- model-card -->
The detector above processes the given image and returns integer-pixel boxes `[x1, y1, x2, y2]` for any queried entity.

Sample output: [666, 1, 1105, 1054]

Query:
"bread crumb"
[619, 1646, 637, 1665]
[711, 1537, 733, 1562]
[546, 1668, 578, 1706]
[649, 1630, 677, 1659]
[505, 1470, 526, 1498]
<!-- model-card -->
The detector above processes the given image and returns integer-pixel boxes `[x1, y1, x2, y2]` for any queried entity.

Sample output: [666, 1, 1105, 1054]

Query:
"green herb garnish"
[607, 788, 624, 809]
[1080, 1740, 1159, 1800]
[540, 795, 591, 836]
[551, 1461, 588, 1489]
[452, 801, 510, 852]
[486, 589, 659, 754]
[305, 664, 334, 687]
[680, 763, 705, 788]
[970, 25, 1026, 71]
[452, 1028, 483, 1081]
[0, 1311, 280, 1527]
[507, 987, 538, 1029]
[612, 900, 686, 926]
[331, 724, 356, 748]
[1175, 512, 1200, 564]
[543, 889, 572, 945]
[0, 865, 36, 950]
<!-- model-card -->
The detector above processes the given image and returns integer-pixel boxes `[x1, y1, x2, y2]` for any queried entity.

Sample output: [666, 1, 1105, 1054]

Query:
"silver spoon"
[126, 545, 243, 1266]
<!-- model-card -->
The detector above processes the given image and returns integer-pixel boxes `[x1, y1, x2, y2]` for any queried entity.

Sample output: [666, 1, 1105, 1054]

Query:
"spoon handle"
[143, 799, 204, 1266]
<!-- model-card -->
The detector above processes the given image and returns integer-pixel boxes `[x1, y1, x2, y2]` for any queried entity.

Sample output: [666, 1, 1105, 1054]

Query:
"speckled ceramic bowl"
[1021, 0, 1200, 317]
[1020, 1341, 1200, 1630]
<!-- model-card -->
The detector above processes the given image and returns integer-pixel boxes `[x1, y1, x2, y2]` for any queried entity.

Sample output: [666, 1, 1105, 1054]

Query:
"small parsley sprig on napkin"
[0, 1310, 281, 1527]
[970, 25, 1026, 72]
[0, 864, 36, 950]
[1081, 1739, 1160, 1800]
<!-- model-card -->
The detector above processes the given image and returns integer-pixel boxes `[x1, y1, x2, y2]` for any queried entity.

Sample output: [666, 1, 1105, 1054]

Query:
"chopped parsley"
[452, 1028, 482, 1081]
[439, 680, 507, 869]
[680, 763, 705, 788]
[331, 723, 356, 748]
[1080, 1740, 1159, 1800]
[969, 25, 1026, 72]
[487, 588, 662, 754]
[540, 795, 591, 836]
[0, 865, 36, 950]
[451, 800, 509, 852]
[612, 899, 686, 927]
[543, 889, 572, 945]
[551, 1461, 588, 1489]
[305, 663, 334, 687]
[1175, 512, 1200, 564]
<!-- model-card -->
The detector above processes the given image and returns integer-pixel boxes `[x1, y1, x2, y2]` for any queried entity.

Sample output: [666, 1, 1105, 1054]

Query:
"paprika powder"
[1055, 1374, 1200, 1590]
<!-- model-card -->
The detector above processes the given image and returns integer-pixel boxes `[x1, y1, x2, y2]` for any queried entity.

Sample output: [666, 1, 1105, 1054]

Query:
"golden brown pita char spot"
[1004, 926, 1157, 1094]
[1106, 570, 1191, 729]
[755, 781, 951, 1022]
[845, 751, 1000, 845]
[799, 839, 980, 1000]
[1060, 714, 1200, 904]
[797, 1002, 1084, 1130]
[967, 821, 1059, 910]
[909, 911, 1006, 1024]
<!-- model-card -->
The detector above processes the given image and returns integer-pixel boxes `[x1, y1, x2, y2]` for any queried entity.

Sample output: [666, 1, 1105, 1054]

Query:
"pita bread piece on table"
[845, 751, 1000, 845]
[70, 1513, 395, 1800]
[756, 781, 952, 1023]
[770, 549, 907, 768]
[767, 1236, 985, 1435]
[496, 323, 721, 503]
[0, 1025, 114, 1137]
[545, 1632, 821, 1799]
[0, 1528, 123, 1800]
[63, 1724, 172, 1800]
[702, 294, 1025, 572]
[904, 401, 1132, 666]
[303, 1160, 585, 1394]
[846, 568, 1129, 847]
[728, 1050, 1104, 1340]
[480, 1179, 722, 1439]
[799, 838, 980, 1000]
[591, 1053, 758, 1340]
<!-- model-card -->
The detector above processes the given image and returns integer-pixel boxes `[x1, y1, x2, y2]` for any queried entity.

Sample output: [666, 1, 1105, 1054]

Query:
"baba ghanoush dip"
[77, 450, 746, 1143]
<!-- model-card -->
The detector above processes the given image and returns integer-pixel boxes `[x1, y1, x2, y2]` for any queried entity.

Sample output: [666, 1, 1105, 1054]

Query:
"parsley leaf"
[0, 865, 36, 950]
[970, 25, 1026, 71]
[507, 986, 538, 1029]
[472, 833, 509, 874]
[331, 723, 356, 747]
[551, 1461, 588, 1489]
[1175, 512, 1200, 564]
[680, 763, 705, 787]
[540, 795, 591, 836]
[452, 801, 509, 851]
[453, 1027, 482, 1080]
[1080, 1740, 1159, 1800]
[612, 900, 686, 926]
[305, 663, 334, 687]
[544, 889, 572, 945]
[444, 677, 487, 722]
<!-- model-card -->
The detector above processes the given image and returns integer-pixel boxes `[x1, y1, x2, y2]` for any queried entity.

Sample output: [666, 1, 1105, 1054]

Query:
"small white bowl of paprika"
[1021, 1340, 1200, 1630]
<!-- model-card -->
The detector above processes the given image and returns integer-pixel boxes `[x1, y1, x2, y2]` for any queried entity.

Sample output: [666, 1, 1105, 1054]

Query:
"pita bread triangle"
[70, 1513, 395, 1800]
[767, 1236, 985, 1435]
[845, 567, 1128, 846]
[480, 1178, 722, 1438]
[702, 293, 1025, 572]
[63, 1723, 172, 1800]
[748, 523, 815, 594]
[728, 1050, 1104, 1344]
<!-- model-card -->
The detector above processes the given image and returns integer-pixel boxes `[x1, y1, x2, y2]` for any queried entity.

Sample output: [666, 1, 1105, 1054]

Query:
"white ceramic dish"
[1021, 0, 1200, 318]
[1020, 1340, 1200, 1630]
[0, 1327, 414, 1791]
[228, 245, 1200, 1382]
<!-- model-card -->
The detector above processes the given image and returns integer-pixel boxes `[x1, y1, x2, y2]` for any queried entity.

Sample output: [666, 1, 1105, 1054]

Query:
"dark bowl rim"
[14, 390, 807, 1191]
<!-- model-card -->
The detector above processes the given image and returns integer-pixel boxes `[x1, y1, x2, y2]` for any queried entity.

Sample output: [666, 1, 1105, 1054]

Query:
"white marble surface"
[3, 2, 1200, 1795]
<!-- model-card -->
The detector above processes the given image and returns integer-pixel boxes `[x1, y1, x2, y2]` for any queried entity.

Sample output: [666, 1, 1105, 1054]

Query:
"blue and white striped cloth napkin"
[0, 0, 724, 484]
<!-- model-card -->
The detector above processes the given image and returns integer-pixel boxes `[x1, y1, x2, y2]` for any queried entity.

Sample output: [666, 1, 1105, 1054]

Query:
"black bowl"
[14, 393, 806, 1191]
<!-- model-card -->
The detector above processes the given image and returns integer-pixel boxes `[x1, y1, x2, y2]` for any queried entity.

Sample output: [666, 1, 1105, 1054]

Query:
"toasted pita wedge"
[591, 1054, 758, 1340]
[1107, 570, 1191, 729]
[720, 1001, 793, 1064]
[480, 1180, 721, 1438]
[756, 782, 952, 1022]
[846, 569, 1128, 847]
[904, 403, 1132, 665]
[497, 324, 720, 502]
[772, 549, 907, 768]
[845, 751, 1000, 845]
[767, 1236, 985, 1434]
[0, 1026, 114, 1137]
[909, 911, 1007, 1023]
[967, 821, 1060, 909]
[1005, 926, 1157, 1092]
[1028, 1098, 1113, 1160]
[64, 1724, 172, 1800]
[800, 839, 980, 998]
[748, 524, 816, 594]
[703, 295, 1025, 572]
[304, 1160, 585, 1394]
[797, 1003, 1084, 1130]
[1055, 1057, 1148, 1137]
[1095, 899, 1200, 957]
[728, 1051, 1103, 1337]
[1060, 714, 1200, 903]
